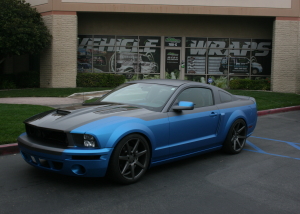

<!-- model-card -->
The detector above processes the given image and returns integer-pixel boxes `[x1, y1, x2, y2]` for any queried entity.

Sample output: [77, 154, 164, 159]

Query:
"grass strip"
[227, 90, 300, 111]
[0, 104, 53, 145]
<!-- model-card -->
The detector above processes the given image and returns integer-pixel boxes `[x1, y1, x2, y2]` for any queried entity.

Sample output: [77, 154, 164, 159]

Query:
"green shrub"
[229, 79, 270, 90]
[15, 71, 40, 88]
[0, 79, 17, 89]
[0, 71, 40, 89]
[77, 73, 125, 87]
[0, 74, 16, 89]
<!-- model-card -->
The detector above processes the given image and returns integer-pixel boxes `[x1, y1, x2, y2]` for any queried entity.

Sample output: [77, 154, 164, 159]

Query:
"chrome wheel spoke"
[236, 139, 242, 148]
[130, 164, 135, 179]
[233, 140, 237, 150]
[237, 126, 245, 134]
[136, 150, 146, 157]
[231, 135, 235, 142]
[132, 140, 140, 153]
[121, 162, 130, 175]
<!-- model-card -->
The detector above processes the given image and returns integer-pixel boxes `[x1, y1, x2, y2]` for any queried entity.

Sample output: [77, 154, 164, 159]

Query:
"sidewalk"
[0, 92, 300, 155]
[0, 90, 110, 108]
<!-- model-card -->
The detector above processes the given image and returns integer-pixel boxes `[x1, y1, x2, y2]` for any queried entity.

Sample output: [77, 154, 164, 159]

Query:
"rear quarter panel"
[216, 98, 257, 143]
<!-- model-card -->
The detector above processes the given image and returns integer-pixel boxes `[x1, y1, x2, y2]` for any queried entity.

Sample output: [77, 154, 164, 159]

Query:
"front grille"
[25, 124, 68, 147]
[21, 151, 63, 170]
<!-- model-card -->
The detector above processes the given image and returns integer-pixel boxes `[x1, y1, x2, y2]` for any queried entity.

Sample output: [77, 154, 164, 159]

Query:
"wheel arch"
[222, 110, 248, 142]
[106, 122, 156, 154]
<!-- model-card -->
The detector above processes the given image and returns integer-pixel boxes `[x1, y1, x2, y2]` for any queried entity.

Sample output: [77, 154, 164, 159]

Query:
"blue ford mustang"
[18, 79, 257, 184]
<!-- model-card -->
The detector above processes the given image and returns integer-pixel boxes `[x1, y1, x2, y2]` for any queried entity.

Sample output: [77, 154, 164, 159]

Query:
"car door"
[167, 87, 221, 157]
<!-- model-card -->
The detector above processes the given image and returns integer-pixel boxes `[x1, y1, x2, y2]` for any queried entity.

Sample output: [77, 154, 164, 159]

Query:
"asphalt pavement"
[0, 110, 299, 214]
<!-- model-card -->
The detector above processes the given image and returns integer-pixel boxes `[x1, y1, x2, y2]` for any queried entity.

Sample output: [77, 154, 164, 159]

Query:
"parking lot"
[0, 111, 299, 214]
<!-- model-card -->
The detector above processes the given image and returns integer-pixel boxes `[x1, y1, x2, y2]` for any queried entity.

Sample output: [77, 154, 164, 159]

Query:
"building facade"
[8, 0, 300, 93]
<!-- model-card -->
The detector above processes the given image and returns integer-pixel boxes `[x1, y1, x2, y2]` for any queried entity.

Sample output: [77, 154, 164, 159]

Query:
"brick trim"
[276, 17, 300, 21]
[41, 11, 77, 16]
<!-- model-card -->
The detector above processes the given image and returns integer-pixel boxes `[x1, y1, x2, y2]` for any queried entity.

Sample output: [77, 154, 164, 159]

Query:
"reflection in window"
[139, 48, 160, 73]
[177, 88, 213, 108]
[116, 51, 138, 73]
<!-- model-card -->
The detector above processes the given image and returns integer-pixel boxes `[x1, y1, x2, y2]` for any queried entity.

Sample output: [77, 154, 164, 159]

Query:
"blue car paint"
[178, 101, 194, 107]
[19, 143, 113, 177]
[71, 116, 171, 162]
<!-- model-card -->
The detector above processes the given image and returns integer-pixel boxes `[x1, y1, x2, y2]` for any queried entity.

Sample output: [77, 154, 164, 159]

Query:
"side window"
[176, 88, 213, 108]
[219, 91, 232, 103]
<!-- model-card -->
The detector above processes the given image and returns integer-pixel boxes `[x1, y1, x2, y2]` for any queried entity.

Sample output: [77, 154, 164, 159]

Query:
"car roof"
[126, 79, 231, 97]
[127, 79, 206, 87]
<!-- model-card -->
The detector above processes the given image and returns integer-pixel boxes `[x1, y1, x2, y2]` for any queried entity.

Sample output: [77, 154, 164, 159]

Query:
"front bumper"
[18, 133, 113, 177]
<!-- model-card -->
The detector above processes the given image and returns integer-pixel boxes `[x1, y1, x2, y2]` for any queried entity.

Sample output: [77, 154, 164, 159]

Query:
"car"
[77, 63, 92, 72]
[18, 79, 257, 184]
[219, 56, 263, 75]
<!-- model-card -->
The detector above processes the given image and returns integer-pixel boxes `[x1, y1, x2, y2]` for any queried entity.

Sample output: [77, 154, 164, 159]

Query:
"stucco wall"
[78, 13, 273, 39]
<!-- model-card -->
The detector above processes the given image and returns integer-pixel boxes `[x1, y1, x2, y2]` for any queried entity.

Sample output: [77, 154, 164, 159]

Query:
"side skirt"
[149, 145, 222, 167]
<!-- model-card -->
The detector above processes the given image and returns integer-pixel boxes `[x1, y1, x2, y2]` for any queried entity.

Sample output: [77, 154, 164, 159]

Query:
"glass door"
[165, 49, 181, 79]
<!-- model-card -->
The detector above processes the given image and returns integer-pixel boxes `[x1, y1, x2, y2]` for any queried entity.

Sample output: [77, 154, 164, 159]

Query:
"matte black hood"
[24, 103, 153, 132]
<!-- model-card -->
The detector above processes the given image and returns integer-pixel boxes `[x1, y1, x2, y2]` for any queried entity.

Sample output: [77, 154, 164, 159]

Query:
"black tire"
[223, 69, 228, 75]
[252, 69, 258, 75]
[223, 119, 247, 154]
[108, 134, 150, 184]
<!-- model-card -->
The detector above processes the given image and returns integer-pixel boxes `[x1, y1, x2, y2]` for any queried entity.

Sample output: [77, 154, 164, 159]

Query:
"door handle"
[210, 112, 219, 117]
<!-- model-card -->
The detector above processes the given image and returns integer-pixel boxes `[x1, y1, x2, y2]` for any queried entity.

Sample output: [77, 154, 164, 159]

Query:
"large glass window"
[185, 37, 272, 86]
[77, 35, 161, 81]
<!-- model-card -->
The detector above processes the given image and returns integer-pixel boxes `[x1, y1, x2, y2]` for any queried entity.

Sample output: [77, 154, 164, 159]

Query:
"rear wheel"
[252, 68, 258, 75]
[108, 134, 150, 184]
[223, 119, 247, 154]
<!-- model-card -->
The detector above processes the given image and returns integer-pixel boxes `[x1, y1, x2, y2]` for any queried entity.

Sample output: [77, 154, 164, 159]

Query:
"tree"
[0, 0, 51, 64]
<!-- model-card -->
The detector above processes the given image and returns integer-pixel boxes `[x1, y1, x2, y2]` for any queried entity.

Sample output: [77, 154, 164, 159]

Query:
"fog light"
[71, 164, 86, 175]
[84, 134, 96, 147]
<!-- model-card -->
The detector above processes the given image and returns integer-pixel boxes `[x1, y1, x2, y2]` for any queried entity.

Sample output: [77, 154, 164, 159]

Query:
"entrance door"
[165, 49, 182, 79]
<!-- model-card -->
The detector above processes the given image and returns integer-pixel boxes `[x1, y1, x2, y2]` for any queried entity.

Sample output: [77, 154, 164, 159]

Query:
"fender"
[106, 122, 156, 149]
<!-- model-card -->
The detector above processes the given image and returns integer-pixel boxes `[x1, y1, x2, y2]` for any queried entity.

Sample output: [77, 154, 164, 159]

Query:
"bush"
[229, 79, 270, 90]
[0, 79, 16, 89]
[0, 71, 40, 89]
[77, 73, 125, 87]
[15, 71, 40, 88]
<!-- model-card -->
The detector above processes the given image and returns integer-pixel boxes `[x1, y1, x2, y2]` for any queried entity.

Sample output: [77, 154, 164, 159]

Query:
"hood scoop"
[56, 109, 71, 115]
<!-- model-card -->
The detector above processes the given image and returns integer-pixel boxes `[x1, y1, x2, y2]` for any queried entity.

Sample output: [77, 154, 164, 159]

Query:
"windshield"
[94, 83, 177, 111]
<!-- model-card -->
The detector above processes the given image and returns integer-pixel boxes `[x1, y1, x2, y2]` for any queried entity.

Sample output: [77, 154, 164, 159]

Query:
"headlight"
[84, 134, 96, 147]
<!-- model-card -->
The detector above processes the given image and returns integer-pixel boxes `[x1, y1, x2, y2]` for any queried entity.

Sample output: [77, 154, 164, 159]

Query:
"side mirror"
[172, 101, 194, 112]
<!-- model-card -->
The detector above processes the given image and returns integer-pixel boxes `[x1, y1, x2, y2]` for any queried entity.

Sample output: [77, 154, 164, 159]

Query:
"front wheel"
[223, 119, 247, 154]
[108, 134, 150, 184]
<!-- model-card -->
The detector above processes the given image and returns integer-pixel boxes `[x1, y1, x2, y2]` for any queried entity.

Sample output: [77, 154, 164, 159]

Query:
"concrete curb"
[0, 143, 19, 156]
[1, 106, 300, 156]
[257, 105, 300, 116]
